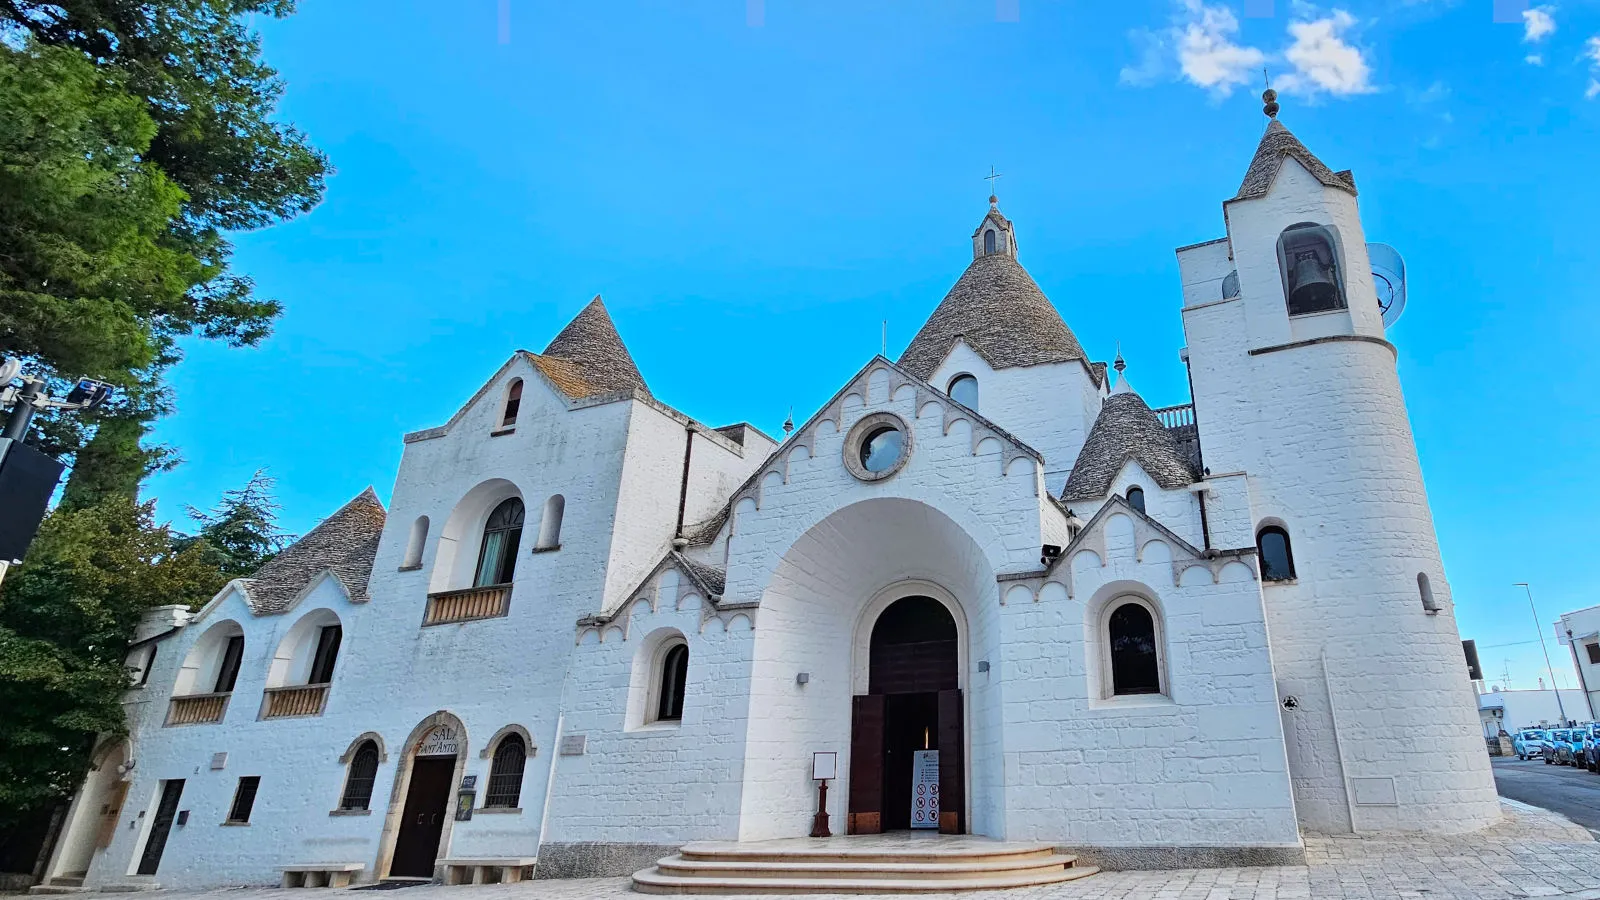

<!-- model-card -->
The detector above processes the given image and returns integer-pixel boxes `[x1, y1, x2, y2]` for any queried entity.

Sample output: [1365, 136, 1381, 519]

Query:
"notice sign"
[910, 750, 940, 829]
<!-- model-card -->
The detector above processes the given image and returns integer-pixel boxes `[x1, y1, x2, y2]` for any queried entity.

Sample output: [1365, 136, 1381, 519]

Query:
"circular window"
[860, 426, 904, 473]
[843, 412, 913, 482]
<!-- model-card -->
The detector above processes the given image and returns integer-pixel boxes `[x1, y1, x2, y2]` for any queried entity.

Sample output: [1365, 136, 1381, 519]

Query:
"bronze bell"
[1288, 249, 1339, 313]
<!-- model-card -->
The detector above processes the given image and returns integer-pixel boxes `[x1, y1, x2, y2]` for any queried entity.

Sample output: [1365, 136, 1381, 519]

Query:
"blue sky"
[146, 0, 1599, 692]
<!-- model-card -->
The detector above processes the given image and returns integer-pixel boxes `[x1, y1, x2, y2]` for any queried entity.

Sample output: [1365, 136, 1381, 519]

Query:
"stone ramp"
[631, 834, 1098, 894]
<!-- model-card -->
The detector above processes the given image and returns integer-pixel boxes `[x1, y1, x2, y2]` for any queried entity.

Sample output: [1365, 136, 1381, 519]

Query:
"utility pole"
[1518, 582, 1567, 725]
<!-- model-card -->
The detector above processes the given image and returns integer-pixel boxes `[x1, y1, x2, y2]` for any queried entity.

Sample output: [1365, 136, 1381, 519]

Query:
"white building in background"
[40, 105, 1501, 891]
[1478, 689, 1590, 737]
[1556, 604, 1600, 722]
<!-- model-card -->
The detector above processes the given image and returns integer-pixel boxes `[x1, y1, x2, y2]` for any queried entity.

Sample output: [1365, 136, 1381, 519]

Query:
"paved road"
[1493, 755, 1600, 833]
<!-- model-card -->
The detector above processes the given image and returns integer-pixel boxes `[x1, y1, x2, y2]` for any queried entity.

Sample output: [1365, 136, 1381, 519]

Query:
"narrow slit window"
[501, 379, 523, 428]
[1126, 486, 1146, 514]
[227, 776, 260, 824]
[984, 229, 997, 255]
[657, 644, 689, 722]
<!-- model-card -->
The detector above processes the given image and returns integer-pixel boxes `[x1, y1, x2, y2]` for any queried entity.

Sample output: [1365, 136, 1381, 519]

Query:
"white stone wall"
[1179, 157, 1501, 833]
[925, 340, 1104, 489]
[1556, 606, 1600, 723]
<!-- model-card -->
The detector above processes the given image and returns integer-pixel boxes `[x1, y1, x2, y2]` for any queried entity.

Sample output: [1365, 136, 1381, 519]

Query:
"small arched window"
[947, 374, 979, 410]
[1277, 223, 1345, 316]
[402, 516, 429, 569]
[1257, 526, 1295, 582]
[1108, 601, 1161, 696]
[984, 229, 996, 255]
[1418, 573, 1440, 613]
[1126, 486, 1146, 514]
[340, 741, 380, 811]
[484, 734, 527, 808]
[474, 498, 525, 587]
[501, 379, 523, 428]
[656, 644, 689, 722]
[536, 495, 564, 550]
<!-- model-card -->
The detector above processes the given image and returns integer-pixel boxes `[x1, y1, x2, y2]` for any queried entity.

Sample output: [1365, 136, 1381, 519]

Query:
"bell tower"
[1176, 91, 1502, 835]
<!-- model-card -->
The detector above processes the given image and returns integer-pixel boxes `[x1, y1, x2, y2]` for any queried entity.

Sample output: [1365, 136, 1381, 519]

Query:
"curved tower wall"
[1180, 155, 1501, 833]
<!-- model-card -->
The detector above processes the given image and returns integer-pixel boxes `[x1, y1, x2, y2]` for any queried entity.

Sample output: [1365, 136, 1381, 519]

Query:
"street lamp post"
[1517, 582, 1568, 725]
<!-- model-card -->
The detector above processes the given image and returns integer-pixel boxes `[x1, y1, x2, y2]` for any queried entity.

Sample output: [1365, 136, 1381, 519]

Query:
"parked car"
[1544, 729, 1585, 765]
[1515, 729, 1549, 761]
[1580, 725, 1600, 772]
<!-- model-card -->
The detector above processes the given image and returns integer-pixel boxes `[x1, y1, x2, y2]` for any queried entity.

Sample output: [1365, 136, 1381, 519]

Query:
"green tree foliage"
[175, 469, 292, 576]
[0, 499, 225, 826]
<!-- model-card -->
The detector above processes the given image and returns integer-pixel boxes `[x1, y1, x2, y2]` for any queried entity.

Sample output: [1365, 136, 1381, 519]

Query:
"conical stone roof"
[239, 488, 387, 614]
[534, 296, 650, 398]
[1061, 392, 1197, 501]
[1235, 119, 1357, 201]
[898, 252, 1087, 381]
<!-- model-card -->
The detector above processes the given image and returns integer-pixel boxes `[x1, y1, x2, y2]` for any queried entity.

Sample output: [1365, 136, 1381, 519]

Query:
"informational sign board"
[910, 750, 940, 829]
[559, 734, 587, 756]
[812, 751, 837, 781]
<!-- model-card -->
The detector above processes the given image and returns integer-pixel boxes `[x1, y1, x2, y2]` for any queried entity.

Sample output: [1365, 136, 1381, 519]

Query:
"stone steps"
[633, 837, 1098, 894]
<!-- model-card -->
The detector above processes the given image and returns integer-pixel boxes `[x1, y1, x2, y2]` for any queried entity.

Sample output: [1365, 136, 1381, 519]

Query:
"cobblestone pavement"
[29, 801, 1600, 900]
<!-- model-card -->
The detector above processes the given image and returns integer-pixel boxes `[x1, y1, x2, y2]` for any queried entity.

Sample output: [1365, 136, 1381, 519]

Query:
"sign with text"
[417, 725, 461, 757]
[910, 750, 940, 829]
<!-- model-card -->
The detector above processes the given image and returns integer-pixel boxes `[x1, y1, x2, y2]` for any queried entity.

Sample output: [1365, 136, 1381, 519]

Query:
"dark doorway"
[849, 596, 964, 835]
[390, 757, 455, 878]
[136, 780, 184, 875]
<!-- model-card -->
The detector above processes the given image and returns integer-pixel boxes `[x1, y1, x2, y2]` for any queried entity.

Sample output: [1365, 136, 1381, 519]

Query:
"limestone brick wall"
[924, 341, 1104, 488]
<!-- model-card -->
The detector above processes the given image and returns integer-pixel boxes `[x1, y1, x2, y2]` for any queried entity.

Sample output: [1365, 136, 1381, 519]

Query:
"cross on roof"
[984, 166, 1003, 200]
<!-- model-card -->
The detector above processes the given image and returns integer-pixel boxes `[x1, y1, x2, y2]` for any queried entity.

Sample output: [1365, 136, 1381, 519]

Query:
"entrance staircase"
[632, 835, 1097, 894]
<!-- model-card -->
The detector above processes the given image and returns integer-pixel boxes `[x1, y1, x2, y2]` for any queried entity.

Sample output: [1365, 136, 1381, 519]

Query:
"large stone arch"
[736, 497, 1002, 841]
[373, 711, 469, 880]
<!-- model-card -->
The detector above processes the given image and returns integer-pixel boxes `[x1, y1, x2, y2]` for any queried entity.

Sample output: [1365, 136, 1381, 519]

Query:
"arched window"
[308, 624, 342, 684]
[1126, 486, 1146, 514]
[402, 516, 429, 569]
[535, 495, 564, 550]
[500, 379, 523, 428]
[484, 734, 527, 808]
[1277, 223, 1345, 316]
[1418, 572, 1440, 613]
[214, 634, 245, 693]
[339, 741, 380, 811]
[1257, 525, 1295, 582]
[473, 498, 524, 587]
[656, 643, 689, 723]
[1107, 601, 1161, 696]
[984, 229, 996, 255]
[947, 374, 979, 410]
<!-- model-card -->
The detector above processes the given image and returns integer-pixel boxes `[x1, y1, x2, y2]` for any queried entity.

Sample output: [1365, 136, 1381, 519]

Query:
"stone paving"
[23, 801, 1600, 900]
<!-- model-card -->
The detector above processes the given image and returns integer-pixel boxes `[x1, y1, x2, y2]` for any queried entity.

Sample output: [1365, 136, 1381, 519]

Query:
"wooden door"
[848, 694, 885, 834]
[96, 781, 132, 849]
[136, 780, 184, 875]
[937, 689, 965, 835]
[390, 758, 455, 877]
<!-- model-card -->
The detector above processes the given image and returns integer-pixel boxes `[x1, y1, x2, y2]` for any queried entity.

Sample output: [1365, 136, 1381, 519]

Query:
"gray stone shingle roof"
[534, 296, 650, 399]
[1235, 119, 1357, 201]
[897, 253, 1087, 380]
[1061, 392, 1198, 501]
[238, 488, 387, 614]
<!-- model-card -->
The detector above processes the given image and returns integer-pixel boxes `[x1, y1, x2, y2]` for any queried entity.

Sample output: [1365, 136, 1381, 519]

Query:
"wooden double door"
[849, 689, 965, 835]
[390, 757, 456, 878]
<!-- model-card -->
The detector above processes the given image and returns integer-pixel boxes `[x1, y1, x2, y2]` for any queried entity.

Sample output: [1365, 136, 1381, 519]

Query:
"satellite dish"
[1368, 242, 1407, 328]
[0, 358, 19, 385]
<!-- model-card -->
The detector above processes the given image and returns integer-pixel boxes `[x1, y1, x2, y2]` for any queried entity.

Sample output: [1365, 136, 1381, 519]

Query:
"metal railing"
[1151, 403, 1195, 429]
[166, 692, 230, 726]
[262, 683, 330, 719]
[425, 584, 511, 626]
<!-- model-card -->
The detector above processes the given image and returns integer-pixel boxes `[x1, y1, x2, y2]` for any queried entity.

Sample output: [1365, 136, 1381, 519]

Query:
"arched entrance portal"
[378, 714, 467, 880]
[849, 596, 964, 835]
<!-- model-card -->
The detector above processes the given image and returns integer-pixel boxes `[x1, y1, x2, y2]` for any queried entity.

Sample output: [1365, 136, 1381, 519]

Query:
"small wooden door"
[96, 781, 132, 849]
[937, 689, 965, 835]
[848, 695, 885, 834]
[136, 780, 184, 875]
[390, 757, 455, 877]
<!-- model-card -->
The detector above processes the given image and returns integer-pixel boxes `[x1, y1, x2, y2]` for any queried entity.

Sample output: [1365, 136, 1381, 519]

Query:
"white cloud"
[1522, 7, 1556, 43]
[1586, 36, 1600, 99]
[1525, 53, 1544, 65]
[1119, 28, 1170, 86]
[1175, 0, 1268, 96]
[1277, 10, 1376, 96]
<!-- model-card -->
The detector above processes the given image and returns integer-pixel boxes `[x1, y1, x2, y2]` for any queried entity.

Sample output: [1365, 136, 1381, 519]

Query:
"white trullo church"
[41, 109, 1499, 893]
